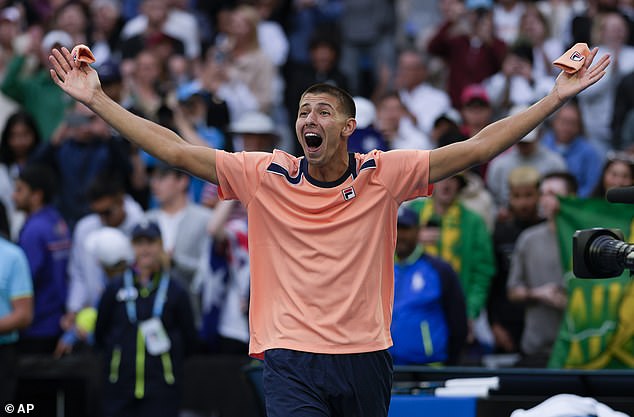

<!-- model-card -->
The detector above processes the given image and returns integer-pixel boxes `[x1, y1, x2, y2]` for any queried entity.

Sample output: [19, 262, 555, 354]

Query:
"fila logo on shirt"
[342, 186, 356, 201]
[570, 51, 585, 62]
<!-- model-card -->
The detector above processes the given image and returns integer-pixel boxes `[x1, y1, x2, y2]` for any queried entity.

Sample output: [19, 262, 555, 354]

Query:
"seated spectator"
[94, 221, 198, 417]
[13, 164, 71, 355]
[508, 171, 578, 367]
[391, 205, 468, 365]
[0, 235, 33, 405]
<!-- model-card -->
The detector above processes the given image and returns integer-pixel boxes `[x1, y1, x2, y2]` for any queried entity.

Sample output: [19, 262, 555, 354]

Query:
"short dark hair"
[301, 83, 356, 119]
[542, 171, 578, 195]
[18, 163, 58, 204]
[86, 174, 125, 202]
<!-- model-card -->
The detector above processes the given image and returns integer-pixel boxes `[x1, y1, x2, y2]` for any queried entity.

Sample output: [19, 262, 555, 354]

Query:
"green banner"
[548, 197, 634, 369]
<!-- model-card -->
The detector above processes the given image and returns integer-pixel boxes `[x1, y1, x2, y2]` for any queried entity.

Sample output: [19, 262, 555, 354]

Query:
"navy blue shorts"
[263, 349, 393, 417]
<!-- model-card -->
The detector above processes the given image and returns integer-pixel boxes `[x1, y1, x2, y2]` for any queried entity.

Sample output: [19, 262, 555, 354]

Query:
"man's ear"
[341, 117, 357, 138]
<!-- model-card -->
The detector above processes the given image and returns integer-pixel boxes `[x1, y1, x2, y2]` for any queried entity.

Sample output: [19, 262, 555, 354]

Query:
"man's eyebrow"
[299, 102, 336, 109]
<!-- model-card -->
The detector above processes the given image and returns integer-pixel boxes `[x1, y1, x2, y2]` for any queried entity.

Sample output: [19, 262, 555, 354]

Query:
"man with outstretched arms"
[49, 47, 609, 417]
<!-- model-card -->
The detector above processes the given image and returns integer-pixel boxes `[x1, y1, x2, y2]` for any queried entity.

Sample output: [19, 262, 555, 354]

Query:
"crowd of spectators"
[1, 0, 634, 413]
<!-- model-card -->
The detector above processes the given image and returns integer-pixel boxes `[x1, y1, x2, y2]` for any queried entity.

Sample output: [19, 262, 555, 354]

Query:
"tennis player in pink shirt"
[50, 46, 609, 416]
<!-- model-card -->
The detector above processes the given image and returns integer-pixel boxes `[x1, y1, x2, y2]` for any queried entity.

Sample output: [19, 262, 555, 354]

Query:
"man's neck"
[307, 153, 349, 183]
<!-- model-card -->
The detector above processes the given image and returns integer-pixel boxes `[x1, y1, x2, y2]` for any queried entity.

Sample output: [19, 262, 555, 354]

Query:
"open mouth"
[304, 132, 323, 151]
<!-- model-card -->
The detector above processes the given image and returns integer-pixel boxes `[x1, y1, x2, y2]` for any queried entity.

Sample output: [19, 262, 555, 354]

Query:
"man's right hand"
[49, 47, 101, 106]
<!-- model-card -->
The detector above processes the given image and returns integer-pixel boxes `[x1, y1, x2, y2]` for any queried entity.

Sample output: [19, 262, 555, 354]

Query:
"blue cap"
[131, 221, 162, 241]
[397, 206, 419, 228]
[176, 81, 203, 102]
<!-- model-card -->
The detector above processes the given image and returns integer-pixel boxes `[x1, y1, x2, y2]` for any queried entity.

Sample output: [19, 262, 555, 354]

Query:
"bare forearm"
[89, 90, 187, 166]
[472, 92, 563, 163]
[0, 298, 33, 333]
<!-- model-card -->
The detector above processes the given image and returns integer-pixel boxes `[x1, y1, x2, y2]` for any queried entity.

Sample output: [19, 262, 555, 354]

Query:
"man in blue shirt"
[391, 206, 468, 365]
[0, 236, 33, 404]
[12, 164, 71, 354]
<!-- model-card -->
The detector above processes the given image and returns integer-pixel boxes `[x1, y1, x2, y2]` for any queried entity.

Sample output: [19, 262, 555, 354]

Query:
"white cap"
[41, 30, 73, 53]
[229, 112, 277, 135]
[84, 227, 133, 268]
[353, 96, 376, 129]
[509, 105, 541, 143]
[0, 7, 20, 23]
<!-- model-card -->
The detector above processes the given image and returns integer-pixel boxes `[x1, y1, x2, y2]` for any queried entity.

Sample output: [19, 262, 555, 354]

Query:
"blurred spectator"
[541, 101, 604, 198]
[536, 0, 586, 44]
[492, 0, 525, 45]
[0, 6, 22, 129]
[0, 111, 42, 240]
[589, 151, 634, 198]
[120, 0, 199, 60]
[1, 29, 75, 140]
[459, 84, 495, 139]
[286, 0, 342, 64]
[518, 4, 564, 79]
[50, 1, 91, 48]
[430, 109, 463, 148]
[12, 164, 70, 355]
[0, 201, 8, 238]
[486, 105, 566, 211]
[121, 50, 167, 122]
[612, 69, 634, 152]
[488, 166, 543, 354]
[224, 4, 278, 114]
[568, 0, 634, 48]
[54, 226, 134, 358]
[32, 102, 134, 229]
[508, 171, 578, 367]
[89, 0, 126, 65]
[64, 176, 145, 347]
[390, 205, 467, 365]
[484, 41, 554, 117]
[0, 235, 33, 405]
[255, 0, 289, 67]
[94, 221, 198, 417]
[394, 48, 451, 136]
[375, 91, 432, 150]
[339, 0, 396, 96]
[427, 3, 507, 107]
[347, 96, 388, 154]
[198, 45, 256, 128]
[577, 11, 634, 151]
[409, 174, 496, 331]
[145, 163, 213, 325]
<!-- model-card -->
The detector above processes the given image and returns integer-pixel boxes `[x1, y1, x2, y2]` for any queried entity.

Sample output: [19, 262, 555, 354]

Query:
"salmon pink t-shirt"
[216, 149, 432, 358]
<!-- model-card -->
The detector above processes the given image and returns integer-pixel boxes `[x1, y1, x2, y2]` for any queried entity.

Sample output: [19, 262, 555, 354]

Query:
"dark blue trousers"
[263, 349, 393, 417]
